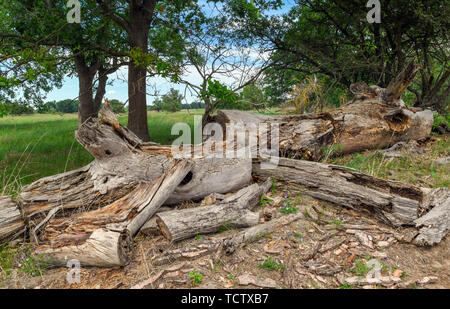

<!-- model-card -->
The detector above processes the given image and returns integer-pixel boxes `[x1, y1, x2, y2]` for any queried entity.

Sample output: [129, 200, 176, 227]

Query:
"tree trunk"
[126, 0, 156, 142]
[74, 55, 99, 125]
[209, 62, 433, 160]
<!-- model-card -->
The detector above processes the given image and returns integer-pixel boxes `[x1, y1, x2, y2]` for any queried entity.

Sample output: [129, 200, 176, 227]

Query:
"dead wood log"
[156, 179, 272, 242]
[210, 62, 433, 160]
[0, 196, 25, 241]
[1, 103, 251, 243]
[413, 188, 450, 246]
[253, 157, 450, 244]
[37, 160, 192, 267]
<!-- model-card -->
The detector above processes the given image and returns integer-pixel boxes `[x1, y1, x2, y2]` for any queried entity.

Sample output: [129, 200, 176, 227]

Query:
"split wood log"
[253, 157, 450, 245]
[37, 160, 192, 267]
[0, 196, 25, 241]
[209, 61, 433, 160]
[156, 179, 272, 242]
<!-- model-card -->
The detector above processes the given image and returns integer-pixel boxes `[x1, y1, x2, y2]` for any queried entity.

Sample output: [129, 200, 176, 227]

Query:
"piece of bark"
[210, 63, 431, 160]
[0, 196, 24, 241]
[156, 180, 271, 242]
[254, 157, 434, 226]
[413, 188, 450, 246]
[38, 160, 192, 267]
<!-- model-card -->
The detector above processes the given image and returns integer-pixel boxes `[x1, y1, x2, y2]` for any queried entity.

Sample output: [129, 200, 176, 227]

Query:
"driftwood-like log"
[156, 179, 271, 242]
[0, 196, 24, 241]
[210, 62, 433, 160]
[38, 160, 192, 267]
[413, 188, 450, 246]
[254, 157, 450, 245]
[254, 157, 447, 227]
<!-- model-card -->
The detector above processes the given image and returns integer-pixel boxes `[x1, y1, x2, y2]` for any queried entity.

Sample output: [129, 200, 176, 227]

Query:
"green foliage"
[338, 283, 354, 289]
[279, 193, 299, 214]
[259, 256, 284, 271]
[433, 113, 450, 132]
[189, 271, 203, 286]
[328, 217, 345, 229]
[0, 244, 15, 279]
[17, 246, 50, 277]
[0, 102, 8, 118]
[259, 194, 273, 207]
[195, 235, 202, 240]
[157, 88, 183, 113]
[201, 79, 239, 109]
[109, 99, 126, 114]
[352, 260, 373, 277]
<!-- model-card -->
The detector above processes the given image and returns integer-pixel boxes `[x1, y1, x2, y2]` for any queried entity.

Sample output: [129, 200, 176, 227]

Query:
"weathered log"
[413, 188, 450, 246]
[156, 179, 271, 242]
[0, 196, 25, 241]
[210, 62, 433, 160]
[38, 160, 192, 267]
[253, 157, 449, 230]
[5, 103, 251, 243]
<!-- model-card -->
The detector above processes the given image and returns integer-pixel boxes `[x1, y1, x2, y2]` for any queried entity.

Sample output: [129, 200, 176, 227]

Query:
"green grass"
[258, 256, 284, 271]
[0, 110, 203, 196]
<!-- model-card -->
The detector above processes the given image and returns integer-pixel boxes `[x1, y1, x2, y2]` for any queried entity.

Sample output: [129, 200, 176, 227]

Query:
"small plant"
[338, 282, 354, 289]
[287, 231, 304, 242]
[189, 271, 203, 286]
[352, 260, 373, 277]
[259, 257, 284, 271]
[16, 245, 50, 277]
[259, 194, 273, 208]
[218, 221, 233, 233]
[271, 178, 277, 194]
[279, 194, 299, 214]
[226, 274, 235, 280]
[0, 244, 15, 280]
[195, 234, 202, 240]
[328, 216, 345, 228]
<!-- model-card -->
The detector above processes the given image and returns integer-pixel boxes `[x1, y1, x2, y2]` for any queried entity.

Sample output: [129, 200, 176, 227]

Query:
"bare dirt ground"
[1, 136, 449, 289]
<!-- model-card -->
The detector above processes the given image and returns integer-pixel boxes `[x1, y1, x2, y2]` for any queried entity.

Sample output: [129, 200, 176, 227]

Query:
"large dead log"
[210, 62, 433, 160]
[253, 157, 450, 244]
[156, 179, 272, 242]
[37, 160, 192, 267]
[0, 103, 251, 243]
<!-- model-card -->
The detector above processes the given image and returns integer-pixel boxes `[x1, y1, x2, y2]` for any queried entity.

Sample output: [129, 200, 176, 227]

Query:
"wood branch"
[384, 61, 421, 102]
[156, 180, 272, 242]
[223, 212, 305, 255]
[253, 157, 448, 228]
[38, 160, 192, 267]
[210, 63, 432, 160]
[0, 196, 25, 241]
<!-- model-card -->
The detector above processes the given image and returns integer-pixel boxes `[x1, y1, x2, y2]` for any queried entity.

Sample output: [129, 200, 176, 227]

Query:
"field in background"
[0, 110, 203, 196]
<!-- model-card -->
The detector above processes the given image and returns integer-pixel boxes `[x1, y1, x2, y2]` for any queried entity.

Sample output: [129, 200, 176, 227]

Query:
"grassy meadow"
[0, 110, 204, 196]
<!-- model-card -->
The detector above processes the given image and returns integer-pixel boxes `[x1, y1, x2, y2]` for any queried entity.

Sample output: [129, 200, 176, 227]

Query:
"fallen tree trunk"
[156, 179, 272, 242]
[210, 62, 433, 160]
[0, 103, 251, 243]
[38, 160, 192, 267]
[0, 196, 25, 241]
[253, 157, 450, 244]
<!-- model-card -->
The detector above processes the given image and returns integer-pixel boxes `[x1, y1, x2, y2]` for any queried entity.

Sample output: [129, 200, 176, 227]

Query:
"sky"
[44, 0, 295, 106]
